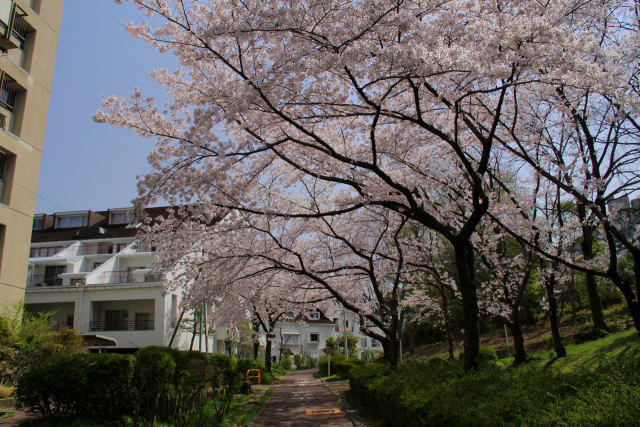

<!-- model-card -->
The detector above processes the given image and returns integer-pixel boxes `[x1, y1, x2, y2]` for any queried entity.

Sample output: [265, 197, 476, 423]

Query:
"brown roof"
[31, 207, 173, 244]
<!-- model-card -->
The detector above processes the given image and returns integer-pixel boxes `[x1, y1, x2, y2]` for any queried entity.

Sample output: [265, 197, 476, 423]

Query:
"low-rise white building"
[25, 206, 385, 360]
[24, 207, 214, 352]
[271, 308, 383, 362]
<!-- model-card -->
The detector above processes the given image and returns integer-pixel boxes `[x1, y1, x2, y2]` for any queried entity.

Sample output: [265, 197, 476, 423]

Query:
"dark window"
[0, 75, 19, 111]
[105, 310, 128, 331]
[44, 265, 64, 286]
[310, 333, 319, 343]
[135, 312, 153, 330]
[32, 217, 43, 230]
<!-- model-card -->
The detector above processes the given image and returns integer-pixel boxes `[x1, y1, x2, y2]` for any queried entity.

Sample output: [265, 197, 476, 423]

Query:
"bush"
[280, 357, 292, 370]
[135, 347, 239, 425]
[319, 354, 364, 378]
[134, 346, 177, 422]
[207, 353, 239, 423]
[16, 347, 241, 425]
[293, 353, 317, 370]
[237, 358, 266, 380]
[16, 353, 135, 419]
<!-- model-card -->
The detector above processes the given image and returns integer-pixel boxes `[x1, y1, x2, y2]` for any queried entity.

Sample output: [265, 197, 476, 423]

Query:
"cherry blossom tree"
[97, 0, 639, 369]
[490, 2, 640, 333]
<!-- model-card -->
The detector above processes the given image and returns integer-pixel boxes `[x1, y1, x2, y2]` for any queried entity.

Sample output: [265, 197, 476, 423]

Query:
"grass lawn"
[498, 329, 640, 372]
[348, 329, 640, 426]
[219, 387, 275, 427]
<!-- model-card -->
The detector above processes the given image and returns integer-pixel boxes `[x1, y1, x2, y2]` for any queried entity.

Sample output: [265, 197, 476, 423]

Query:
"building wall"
[0, 0, 64, 313]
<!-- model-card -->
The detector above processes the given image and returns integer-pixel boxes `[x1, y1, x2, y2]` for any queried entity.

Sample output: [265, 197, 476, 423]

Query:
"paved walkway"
[252, 370, 353, 427]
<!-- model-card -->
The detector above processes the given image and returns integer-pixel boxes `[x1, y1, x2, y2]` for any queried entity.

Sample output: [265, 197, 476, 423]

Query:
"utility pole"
[398, 304, 403, 364]
[343, 305, 349, 359]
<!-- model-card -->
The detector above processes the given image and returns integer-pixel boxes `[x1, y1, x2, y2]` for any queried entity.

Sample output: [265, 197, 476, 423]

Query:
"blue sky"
[35, 0, 174, 213]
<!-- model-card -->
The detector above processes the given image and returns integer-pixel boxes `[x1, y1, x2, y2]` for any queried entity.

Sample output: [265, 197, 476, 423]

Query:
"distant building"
[271, 307, 383, 362]
[607, 195, 640, 244]
[0, 0, 64, 313]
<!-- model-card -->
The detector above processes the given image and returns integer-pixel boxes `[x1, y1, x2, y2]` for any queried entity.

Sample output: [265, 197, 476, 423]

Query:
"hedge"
[319, 355, 365, 377]
[17, 348, 242, 425]
[15, 353, 135, 419]
[347, 359, 640, 426]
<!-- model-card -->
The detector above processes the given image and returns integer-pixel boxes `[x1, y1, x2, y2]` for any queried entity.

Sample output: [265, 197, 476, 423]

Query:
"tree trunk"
[581, 222, 608, 331]
[545, 273, 566, 357]
[382, 335, 400, 369]
[454, 242, 480, 371]
[440, 287, 455, 360]
[189, 317, 197, 351]
[204, 304, 209, 355]
[264, 334, 273, 373]
[609, 272, 640, 333]
[510, 312, 527, 363]
[253, 321, 260, 359]
[168, 309, 185, 348]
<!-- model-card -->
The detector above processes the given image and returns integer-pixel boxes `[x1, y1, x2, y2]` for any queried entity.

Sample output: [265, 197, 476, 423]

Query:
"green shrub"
[293, 353, 317, 369]
[135, 347, 239, 425]
[237, 358, 266, 381]
[16, 354, 135, 419]
[280, 357, 292, 370]
[134, 346, 176, 422]
[319, 354, 364, 378]
[319, 353, 344, 377]
[206, 353, 239, 423]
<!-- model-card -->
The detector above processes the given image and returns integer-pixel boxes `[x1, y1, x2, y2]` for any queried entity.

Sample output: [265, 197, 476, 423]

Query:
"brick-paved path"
[252, 369, 353, 427]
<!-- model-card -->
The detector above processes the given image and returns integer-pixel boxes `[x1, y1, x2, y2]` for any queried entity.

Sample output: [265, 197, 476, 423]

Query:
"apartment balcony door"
[44, 265, 64, 286]
[105, 310, 128, 331]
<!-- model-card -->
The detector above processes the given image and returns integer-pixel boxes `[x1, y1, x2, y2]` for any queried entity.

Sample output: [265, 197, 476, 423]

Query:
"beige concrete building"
[0, 0, 63, 313]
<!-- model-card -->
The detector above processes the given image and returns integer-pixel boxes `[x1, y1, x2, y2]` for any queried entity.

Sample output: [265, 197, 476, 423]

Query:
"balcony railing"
[49, 321, 74, 332]
[74, 244, 124, 256]
[135, 244, 156, 253]
[89, 320, 154, 332]
[94, 270, 162, 285]
[27, 274, 63, 287]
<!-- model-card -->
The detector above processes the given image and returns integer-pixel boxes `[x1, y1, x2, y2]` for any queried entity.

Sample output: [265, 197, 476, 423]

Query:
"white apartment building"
[24, 206, 214, 352]
[24, 206, 384, 359]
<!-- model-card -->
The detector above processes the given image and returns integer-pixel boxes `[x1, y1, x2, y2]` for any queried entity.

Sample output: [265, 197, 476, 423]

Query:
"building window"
[307, 311, 320, 320]
[104, 310, 128, 331]
[32, 217, 43, 230]
[55, 215, 88, 228]
[0, 151, 12, 204]
[30, 246, 63, 257]
[282, 333, 299, 345]
[135, 312, 153, 330]
[70, 278, 83, 286]
[334, 318, 339, 332]
[44, 265, 65, 286]
[309, 333, 319, 343]
[371, 339, 379, 348]
[282, 312, 294, 319]
[109, 211, 133, 225]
